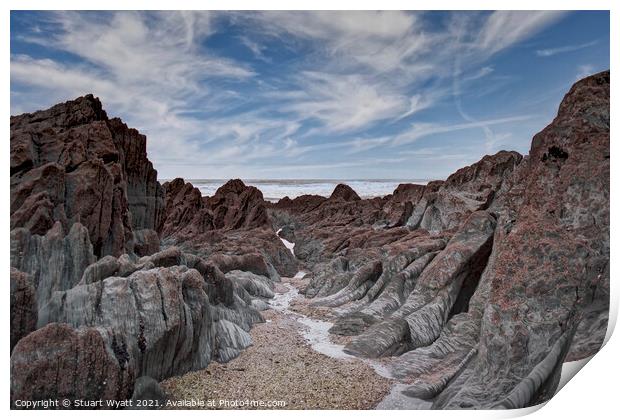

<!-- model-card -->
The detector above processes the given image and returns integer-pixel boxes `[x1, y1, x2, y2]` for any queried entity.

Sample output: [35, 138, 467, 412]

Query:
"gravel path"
[160, 278, 394, 409]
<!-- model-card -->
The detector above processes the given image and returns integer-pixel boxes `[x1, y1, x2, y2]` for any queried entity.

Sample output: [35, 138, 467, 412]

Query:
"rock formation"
[10, 94, 164, 257]
[9, 70, 609, 410]
[9, 95, 282, 408]
[273, 71, 609, 409]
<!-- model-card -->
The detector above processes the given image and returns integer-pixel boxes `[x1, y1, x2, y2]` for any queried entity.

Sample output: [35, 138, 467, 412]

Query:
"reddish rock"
[10, 94, 164, 257]
[10, 269, 37, 351]
[434, 70, 610, 409]
[329, 183, 361, 201]
[207, 179, 271, 230]
[11, 323, 135, 407]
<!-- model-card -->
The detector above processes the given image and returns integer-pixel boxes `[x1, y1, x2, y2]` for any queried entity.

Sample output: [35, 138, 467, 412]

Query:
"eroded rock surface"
[272, 71, 609, 409]
[9, 96, 283, 408]
[9, 71, 609, 410]
[10, 94, 164, 257]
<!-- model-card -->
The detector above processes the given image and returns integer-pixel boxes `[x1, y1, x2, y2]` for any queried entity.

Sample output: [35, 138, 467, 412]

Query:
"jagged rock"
[10, 94, 164, 257]
[207, 179, 271, 230]
[10, 222, 96, 311]
[10, 323, 136, 407]
[38, 266, 215, 380]
[79, 255, 121, 285]
[433, 70, 610, 409]
[272, 194, 327, 213]
[208, 252, 278, 280]
[409, 151, 522, 232]
[10, 269, 37, 351]
[329, 183, 361, 201]
[212, 319, 253, 362]
[134, 229, 160, 257]
[344, 211, 495, 358]
[226, 270, 275, 299]
[311, 259, 383, 308]
[159, 178, 213, 238]
[329, 250, 439, 336]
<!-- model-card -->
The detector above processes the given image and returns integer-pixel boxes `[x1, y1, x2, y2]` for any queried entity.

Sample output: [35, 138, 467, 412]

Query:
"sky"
[10, 11, 610, 180]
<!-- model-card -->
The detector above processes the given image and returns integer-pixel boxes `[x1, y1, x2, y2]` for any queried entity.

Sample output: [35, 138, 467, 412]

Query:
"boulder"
[11, 323, 135, 407]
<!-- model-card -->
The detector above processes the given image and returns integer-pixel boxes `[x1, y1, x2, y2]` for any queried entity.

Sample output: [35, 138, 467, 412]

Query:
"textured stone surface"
[433, 70, 610, 409]
[11, 323, 136, 407]
[270, 71, 609, 409]
[11, 222, 96, 311]
[10, 269, 37, 351]
[10, 94, 164, 257]
[9, 96, 280, 406]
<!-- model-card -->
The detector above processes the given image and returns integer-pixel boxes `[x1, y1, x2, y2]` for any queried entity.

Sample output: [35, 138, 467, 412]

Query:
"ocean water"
[165, 179, 430, 202]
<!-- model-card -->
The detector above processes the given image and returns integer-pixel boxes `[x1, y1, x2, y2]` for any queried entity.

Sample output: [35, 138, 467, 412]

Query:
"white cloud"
[287, 71, 410, 133]
[11, 11, 573, 179]
[475, 11, 566, 56]
[392, 115, 532, 147]
[536, 40, 598, 57]
[239, 35, 271, 62]
[464, 66, 494, 81]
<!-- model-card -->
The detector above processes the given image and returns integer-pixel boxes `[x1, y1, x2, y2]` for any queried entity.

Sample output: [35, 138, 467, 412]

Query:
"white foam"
[269, 283, 299, 312]
[297, 317, 353, 360]
[276, 228, 296, 255]
[268, 281, 351, 359]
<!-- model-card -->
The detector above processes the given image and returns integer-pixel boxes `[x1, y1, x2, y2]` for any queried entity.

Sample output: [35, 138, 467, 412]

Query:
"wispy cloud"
[287, 71, 411, 133]
[464, 66, 494, 81]
[474, 11, 567, 56]
[536, 40, 598, 57]
[392, 115, 532, 147]
[10, 10, 594, 180]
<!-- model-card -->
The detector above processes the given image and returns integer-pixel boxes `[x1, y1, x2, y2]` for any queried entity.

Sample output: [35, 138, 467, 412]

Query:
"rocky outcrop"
[159, 177, 270, 237]
[11, 222, 96, 311]
[274, 71, 609, 409]
[207, 179, 271, 230]
[39, 266, 215, 379]
[432, 70, 610, 409]
[344, 211, 495, 357]
[159, 178, 213, 238]
[133, 229, 160, 257]
[9, 96, 282, 407]
[158, 177, 296, 277]
[9, 71, 609, 410]
[330, 183, 361, 201]
[10, 94, 164, 257]
[407, 151, 522, 232]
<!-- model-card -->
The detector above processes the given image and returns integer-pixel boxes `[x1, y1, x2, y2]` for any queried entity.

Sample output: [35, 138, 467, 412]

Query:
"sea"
[162, 179, 431, 202]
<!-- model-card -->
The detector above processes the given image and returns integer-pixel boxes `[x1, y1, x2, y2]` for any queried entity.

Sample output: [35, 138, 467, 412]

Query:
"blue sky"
[10, 11, 609, 180]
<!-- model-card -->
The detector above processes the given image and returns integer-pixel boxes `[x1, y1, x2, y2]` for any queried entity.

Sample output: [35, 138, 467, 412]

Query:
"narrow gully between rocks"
[272, 233, 433, 409]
